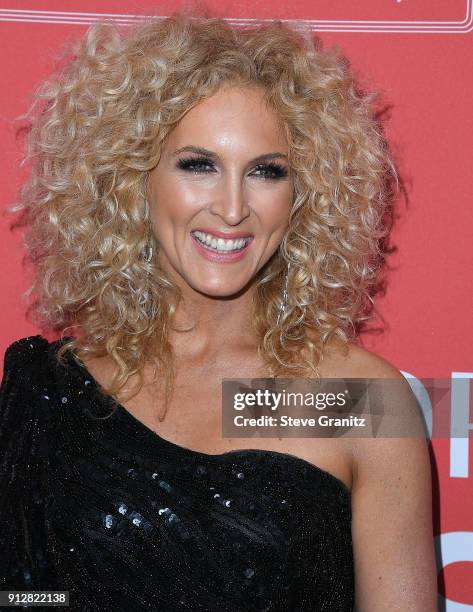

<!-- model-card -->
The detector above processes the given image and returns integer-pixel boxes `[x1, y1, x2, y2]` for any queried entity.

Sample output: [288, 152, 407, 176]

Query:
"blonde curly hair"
[7, 10, 398, 420]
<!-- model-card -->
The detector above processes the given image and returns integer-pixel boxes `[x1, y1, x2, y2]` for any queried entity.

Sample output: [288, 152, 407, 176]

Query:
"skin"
[147, 83, 293, 358]
[84, 84, 438, 610]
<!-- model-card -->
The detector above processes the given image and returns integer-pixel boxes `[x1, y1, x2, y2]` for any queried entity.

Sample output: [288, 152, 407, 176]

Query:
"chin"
[189, 275, 251, 298]
[195, 284, 246, 299]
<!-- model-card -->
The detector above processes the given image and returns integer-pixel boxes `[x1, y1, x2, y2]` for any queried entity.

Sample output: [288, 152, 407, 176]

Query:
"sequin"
[40, 395, 50, 400]
[243, 567, 255, 578]
[158, 480, 172, 492]
[129, 511, 144, 527]
[61, 397, 68, 404]
[104, 514, 114, 529]
[237, 472, 245, 479]
[224, 499, 232, 507]
[118, 503, 128, 515]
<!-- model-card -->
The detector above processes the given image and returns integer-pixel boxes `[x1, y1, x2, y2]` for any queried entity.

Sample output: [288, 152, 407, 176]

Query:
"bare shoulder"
[319, 336, 405, 380]
[321, 337, 427, 450]
[311, 336, 427, 472]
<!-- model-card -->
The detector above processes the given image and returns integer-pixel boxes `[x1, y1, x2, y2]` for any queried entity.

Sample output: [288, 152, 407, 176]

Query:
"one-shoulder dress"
[0, 336, 354, 611]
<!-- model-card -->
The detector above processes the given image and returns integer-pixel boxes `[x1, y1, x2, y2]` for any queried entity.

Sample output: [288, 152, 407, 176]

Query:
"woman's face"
[148, 84, 293, 298]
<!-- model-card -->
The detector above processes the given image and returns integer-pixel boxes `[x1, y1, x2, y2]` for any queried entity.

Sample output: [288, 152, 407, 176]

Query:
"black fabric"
[0, 335, 354, 611]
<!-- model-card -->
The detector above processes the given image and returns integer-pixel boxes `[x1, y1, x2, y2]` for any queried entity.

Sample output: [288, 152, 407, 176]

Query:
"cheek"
[149, 178, 204, 230]
[257, 186, 293, 232]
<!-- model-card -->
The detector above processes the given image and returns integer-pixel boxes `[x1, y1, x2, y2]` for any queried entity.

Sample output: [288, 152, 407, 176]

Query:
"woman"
[0, 12, 437, 611]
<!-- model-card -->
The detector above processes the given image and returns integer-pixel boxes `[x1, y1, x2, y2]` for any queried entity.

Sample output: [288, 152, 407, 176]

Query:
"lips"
[190, 230, 253, 262]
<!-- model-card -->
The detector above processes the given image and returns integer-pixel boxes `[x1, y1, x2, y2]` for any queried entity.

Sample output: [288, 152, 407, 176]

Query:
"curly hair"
[7, 10, 398, 421]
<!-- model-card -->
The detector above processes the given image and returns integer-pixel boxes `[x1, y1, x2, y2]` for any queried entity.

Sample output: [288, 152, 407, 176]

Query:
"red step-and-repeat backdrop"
[1, 1, 472, 608]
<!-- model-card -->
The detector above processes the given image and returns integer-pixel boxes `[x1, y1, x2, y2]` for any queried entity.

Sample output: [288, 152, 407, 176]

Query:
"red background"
[1, 2, 472, 607]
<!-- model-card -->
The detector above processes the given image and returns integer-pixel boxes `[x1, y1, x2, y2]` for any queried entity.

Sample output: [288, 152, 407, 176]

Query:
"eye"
[176, 156, 215, 174]
[251, 163, 288, 180]
[175, 156, 289, 180]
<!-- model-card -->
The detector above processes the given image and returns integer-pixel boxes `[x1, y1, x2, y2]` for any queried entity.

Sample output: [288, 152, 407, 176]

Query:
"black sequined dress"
[0, 336, 354, 611]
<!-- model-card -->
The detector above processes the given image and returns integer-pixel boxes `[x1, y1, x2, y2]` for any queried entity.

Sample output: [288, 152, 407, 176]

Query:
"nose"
[208, 169, 251, 226]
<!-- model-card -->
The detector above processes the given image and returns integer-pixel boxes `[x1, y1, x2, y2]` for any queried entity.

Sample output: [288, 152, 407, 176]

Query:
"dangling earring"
[144, 242, 153, 263]
[276, 263, 290, 325]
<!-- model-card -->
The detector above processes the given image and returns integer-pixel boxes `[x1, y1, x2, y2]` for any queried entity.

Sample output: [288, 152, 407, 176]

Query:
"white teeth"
[192, 231, 251, 252]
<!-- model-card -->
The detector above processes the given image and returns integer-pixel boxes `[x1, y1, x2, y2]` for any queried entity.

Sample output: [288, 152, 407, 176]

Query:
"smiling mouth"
[191, 230, 253, 253]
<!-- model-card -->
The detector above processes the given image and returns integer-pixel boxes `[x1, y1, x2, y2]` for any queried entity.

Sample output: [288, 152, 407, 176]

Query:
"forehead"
[167, 85, 288, 152]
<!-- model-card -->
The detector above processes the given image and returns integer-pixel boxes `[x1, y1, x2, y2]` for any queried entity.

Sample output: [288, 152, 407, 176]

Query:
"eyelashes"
[176, 155, 289, 180]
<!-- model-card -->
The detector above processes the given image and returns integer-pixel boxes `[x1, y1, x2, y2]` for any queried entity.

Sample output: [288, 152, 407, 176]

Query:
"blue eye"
[176, 156, 289, 180]
[252, 163, 288, 180]
[176, 156, 214, 173]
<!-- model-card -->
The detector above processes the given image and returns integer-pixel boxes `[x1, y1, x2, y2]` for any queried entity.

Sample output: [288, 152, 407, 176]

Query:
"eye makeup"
[175, 155, 289, 180]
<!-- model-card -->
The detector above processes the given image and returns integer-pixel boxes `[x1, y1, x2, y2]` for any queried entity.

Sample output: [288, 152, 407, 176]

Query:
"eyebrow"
[172, 145, 288, 164]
